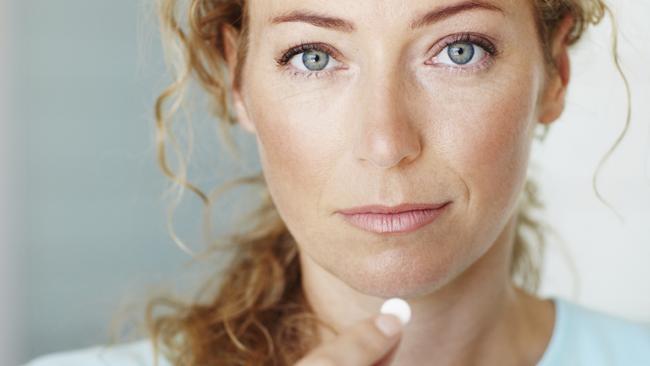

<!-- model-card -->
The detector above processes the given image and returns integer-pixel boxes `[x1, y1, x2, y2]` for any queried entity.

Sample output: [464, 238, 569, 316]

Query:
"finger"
[296, 313, 403, 366]
[372, 338, 402, 366]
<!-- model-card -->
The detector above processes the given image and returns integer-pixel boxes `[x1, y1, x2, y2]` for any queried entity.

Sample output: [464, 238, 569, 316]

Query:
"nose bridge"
[354, 58, 422, 169]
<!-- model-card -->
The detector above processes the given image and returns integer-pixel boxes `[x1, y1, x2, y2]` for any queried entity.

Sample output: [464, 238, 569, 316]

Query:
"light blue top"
[536, 296, 650, 366]
[22, 296, 650, 366]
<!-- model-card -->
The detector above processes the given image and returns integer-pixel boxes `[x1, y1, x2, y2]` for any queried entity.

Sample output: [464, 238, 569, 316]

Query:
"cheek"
[420, 68, 538, 222]
[245, 82, 343, 237]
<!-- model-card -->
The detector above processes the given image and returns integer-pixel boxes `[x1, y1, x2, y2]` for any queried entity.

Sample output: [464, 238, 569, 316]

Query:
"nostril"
[356, 131, 422, 169]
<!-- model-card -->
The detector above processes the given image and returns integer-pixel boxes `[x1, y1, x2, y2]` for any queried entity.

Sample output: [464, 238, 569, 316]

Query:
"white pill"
[380, 297, 411, 325]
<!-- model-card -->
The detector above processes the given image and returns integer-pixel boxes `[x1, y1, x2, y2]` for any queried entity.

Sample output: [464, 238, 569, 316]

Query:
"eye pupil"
[302, 50, 329, 71]
[447, 42, 475, 65]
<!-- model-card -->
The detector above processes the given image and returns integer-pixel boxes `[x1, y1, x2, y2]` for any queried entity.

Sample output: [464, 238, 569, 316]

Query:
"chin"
[335, 248, 466, 299]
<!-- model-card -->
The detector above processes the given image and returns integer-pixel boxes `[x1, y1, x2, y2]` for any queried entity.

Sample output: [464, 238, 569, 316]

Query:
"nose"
[353, 69, 422, 170]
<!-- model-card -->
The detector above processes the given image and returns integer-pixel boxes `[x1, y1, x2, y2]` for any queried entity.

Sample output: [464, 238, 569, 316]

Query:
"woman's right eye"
[277, 43, 344, 77]
[289, 48, 341, 73]
[295, 49, 328, 71]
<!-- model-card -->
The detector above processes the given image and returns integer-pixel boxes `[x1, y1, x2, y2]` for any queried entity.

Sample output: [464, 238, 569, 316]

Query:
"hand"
[294, 313, 404, 366]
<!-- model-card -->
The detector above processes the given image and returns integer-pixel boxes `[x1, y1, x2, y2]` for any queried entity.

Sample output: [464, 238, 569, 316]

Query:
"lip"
[336, 202, 451, 234]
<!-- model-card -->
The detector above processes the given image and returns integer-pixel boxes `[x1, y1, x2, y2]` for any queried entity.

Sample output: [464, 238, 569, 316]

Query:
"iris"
[447, 42, 475, 65]
[302, 49, 330, 71]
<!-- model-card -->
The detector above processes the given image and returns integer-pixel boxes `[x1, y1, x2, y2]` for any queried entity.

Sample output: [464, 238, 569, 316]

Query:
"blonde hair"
[145, 1, 630, 364]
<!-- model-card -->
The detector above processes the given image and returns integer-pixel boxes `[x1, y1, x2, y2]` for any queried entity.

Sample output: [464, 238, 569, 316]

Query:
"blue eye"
[302, 49, 330, 71]
[447, 42, 475, 65]
[278, 43, 342, 75]
[289, 48, 340, 73]
[430, 36, 496, 68]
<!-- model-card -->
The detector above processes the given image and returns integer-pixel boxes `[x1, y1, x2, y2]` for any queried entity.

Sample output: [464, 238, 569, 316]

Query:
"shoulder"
[539, 296, 650, 366]
[22, 339, 171, 366]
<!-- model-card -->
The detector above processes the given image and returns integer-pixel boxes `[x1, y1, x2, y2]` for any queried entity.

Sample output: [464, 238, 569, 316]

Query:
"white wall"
[537, 2, 650, 321]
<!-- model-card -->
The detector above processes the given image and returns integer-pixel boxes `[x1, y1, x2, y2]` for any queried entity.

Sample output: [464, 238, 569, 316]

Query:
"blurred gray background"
[8, 0, 181, 362]
[3, 1, 260, 364]
[1, 1, 649, 365]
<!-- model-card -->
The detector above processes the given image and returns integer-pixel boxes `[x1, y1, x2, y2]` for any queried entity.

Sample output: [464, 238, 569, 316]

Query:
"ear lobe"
[538, 14, 574, 125]
[232, 97, 256, 134]
[221, 24, 257, 135]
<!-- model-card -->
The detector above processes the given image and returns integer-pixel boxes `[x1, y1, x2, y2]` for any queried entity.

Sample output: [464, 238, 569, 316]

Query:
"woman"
[25, 0, 650, 365]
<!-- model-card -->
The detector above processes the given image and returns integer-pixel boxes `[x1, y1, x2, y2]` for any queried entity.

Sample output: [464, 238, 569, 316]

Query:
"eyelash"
[275, 42, 342, 79]
[426, 32, 499, 74]
[275, 32, 499, 79]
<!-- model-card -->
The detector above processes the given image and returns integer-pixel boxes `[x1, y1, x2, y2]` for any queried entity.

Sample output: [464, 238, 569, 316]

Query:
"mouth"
[336, 202, 451, 234]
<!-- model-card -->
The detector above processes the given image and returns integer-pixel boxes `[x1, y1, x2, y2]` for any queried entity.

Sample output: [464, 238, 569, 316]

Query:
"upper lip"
[337, 202, 450, 215]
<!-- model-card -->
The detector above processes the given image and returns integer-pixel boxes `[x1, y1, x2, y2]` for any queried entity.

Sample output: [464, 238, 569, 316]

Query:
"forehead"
[248, 0, 531, 30]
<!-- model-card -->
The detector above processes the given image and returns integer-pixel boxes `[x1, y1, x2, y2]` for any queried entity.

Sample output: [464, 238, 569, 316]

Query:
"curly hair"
[144, 1, 630, 365]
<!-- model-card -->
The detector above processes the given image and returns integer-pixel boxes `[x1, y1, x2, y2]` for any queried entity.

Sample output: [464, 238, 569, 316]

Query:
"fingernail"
[375, 314, 403, 337]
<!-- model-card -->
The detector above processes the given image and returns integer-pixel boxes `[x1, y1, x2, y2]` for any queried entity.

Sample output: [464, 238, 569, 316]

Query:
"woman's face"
[231, 0, 560, 297]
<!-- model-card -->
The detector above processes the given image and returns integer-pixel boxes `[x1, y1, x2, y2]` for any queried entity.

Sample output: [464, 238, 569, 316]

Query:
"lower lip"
[339, 203, 450, 234]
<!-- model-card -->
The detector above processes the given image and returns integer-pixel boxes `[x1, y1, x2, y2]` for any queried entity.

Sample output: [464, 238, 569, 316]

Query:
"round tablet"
[380, 297, 411, 325]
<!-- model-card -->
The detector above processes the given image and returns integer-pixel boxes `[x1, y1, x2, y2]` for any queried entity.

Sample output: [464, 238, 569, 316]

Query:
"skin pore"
[223, 0, 572, 364]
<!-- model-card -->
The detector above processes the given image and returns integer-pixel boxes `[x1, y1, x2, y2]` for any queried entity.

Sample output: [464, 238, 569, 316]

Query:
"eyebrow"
[269, 0, 504, 33]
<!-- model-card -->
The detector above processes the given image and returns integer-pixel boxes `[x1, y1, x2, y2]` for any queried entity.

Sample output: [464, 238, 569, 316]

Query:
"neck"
[299, 215, 554, 366]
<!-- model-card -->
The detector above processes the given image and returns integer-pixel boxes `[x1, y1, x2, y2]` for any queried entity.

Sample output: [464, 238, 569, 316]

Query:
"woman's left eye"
[433, 41, 488, 67]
